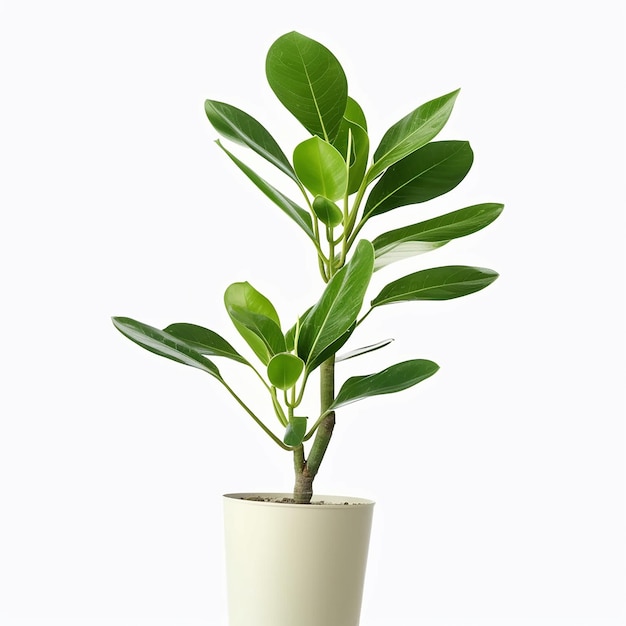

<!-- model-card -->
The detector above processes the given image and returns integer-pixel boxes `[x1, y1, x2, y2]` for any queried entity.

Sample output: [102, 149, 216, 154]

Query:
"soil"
[238, 495, 355, 505]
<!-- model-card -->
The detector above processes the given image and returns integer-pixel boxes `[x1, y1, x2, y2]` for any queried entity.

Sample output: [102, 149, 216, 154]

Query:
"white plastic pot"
[223, 492, 375, 626]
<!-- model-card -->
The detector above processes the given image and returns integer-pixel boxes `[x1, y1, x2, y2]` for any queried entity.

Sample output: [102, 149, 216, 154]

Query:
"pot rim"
[223, 492, 375, 508]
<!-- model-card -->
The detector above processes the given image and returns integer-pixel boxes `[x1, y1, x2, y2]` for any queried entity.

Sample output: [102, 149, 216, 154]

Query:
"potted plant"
[112, 30, 503, 626]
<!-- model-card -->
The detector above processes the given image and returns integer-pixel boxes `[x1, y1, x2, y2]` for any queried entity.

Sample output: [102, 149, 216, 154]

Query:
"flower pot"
[223, 492, 375, 626]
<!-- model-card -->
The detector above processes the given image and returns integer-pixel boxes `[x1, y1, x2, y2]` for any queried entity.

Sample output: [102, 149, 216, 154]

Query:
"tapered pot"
[223, 492, 375, 626]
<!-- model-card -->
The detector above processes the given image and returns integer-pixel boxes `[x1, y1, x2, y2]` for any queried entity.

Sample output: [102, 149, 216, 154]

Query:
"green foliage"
[204, 100, 297, 182]
[112, 31, 503, 501]
[164, 322, 249, 364]
[331, 360, 440, 410]
[367, 89, 460, 184]
[266, 31, 347, 142]
[333, 98, 369, 194]
[372, 203, 504, 270]
[268, 353, 305, 390]
[371, 266, 499, 306]
[284, 416, 308, 447]
[293, 137, 348, 201]
[312, 196, 343, 228]
[216, 141, 315, 242]
[224, 282, 283, 365]
[112, 317, 222, 379]
[297, 240, 374, 372]
[363, 141, 474, 220]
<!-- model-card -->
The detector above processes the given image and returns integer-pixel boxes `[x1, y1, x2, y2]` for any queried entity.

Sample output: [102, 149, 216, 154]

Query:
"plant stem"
[293, 445, 311, 503]
[292, 356, 336, 503]
[308, 356, 336, 475]
[292, 183, 346, 502]
[222, 380, 292, 450]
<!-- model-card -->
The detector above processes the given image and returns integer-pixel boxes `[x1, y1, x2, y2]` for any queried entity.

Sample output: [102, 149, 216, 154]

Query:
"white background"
[1, 1, 624, 625]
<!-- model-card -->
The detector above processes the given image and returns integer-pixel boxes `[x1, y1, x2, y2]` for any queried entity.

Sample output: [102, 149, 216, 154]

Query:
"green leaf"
[266, 31, 348, 142]
[112, 317, 221, 378]
[224, 282, 282, 364]
[267, 352, 305, 390]
[216, 140, 315, 242]
[204, 100, 297, 182]
[287, 309, 355, 368]
[306, 323, 356, 373]
[331, 359, 439, 409]
[227, 305, 286, 364]
[224, 281, 280, 323]
[333, 98, 370, 194]
[374, 241, 449, 271]
[372, 203, 504, 270]
[283, 416, 308, 447]
[343, 96, 367, 131]
[285, 309, 310, 352]
[163, 323, 249, 365]
[336, 338, 394, 363]
[312, 196, 343, 227]
[297, 240, 374, 370]
[293, 136, 347, 201]
[371, 265, 499, 307]
[364, 141, 474, 220]
[366, 89, 460, 184]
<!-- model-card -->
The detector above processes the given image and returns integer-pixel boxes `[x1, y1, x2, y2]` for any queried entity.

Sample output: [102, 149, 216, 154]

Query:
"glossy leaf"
[306, 323, 356, 373]
[227, 305, 286, 364]
[112, 317, 221, 378]
[283, 416, 308, 447]
[312, 196, 343, 227]
[374, 241, 449, 271]
[204, 100, 297, 182]
[224, 282, 280, 323]
[297, 240, 374, 370]
[371, 265, 499, 307]
[287, 308, 355, 370]
[164, 322, 249, 364]
[366, 89, 460, 184]
[372, 203, 504, 270]
[285, 308, 310, 352]
[293, 137, 347, 201]
[266, 31, 348, 142]
[217, 141, 315, 241]
[337, 121, 369, 195]
[331, 359, 439, 409]
[344, 96, 367, 131]
[336, 338, 394, 363]
[224, 282, 282, 364]
[364, 141, 474, 220]
[333, 98, 369, 194]
[267, 352, 305, 390]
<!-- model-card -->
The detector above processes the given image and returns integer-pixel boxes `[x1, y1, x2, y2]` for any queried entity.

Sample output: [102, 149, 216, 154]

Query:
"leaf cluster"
[112, 31, 503, 455]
